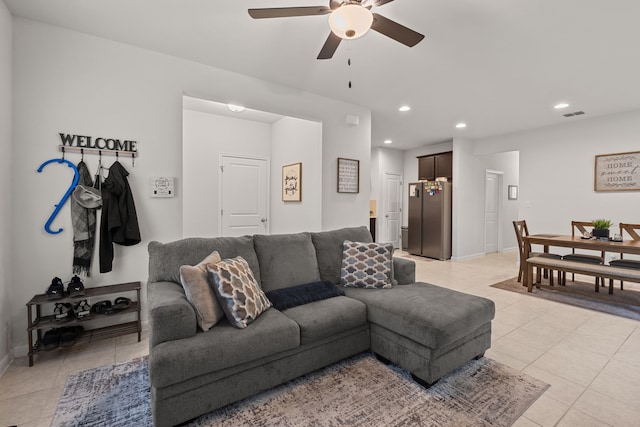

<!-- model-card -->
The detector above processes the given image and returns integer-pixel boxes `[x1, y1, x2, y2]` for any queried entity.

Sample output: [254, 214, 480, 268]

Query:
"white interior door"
[220, 155, 269, 237]
[383, 172, 402, 247]
[484, 170, 502, 253]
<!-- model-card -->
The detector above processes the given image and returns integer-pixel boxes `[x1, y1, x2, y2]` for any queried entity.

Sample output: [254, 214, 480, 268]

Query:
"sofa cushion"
[342, 282, 495, 349]
[149, 309, 300, 388]
[281, 296, 367, 345]
[179, 250, 224, 331]
[340, 241, 394, 289]
[310, 226, 373, 285]
[265, 281, 345, 311]
[148, 236, 260, 285]
[253, 232, 321, 292]
[208, 256, 272, 329]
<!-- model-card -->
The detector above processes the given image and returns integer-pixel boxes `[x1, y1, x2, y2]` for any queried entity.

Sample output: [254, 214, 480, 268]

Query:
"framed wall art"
[282, 162, 302, 202]
[337, 157, 359, 193]
[594, 151, 640, 192]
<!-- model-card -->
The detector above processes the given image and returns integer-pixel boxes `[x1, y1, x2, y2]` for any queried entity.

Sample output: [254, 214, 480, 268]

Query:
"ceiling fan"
[248, 0, 425, 60]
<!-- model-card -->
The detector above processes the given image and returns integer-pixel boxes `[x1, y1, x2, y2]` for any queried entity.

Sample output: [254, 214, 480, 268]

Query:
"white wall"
[271, 116, 322, 234]
[456, 110, 640, 259]
[0, 0, 13, 373]
[452, 146, 519, 259]
[182, 108, 272, 237]
[9, 17, 371, 355]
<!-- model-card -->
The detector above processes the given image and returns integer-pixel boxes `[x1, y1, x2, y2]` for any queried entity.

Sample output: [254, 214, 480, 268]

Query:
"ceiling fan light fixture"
[329, 4, 373, 39]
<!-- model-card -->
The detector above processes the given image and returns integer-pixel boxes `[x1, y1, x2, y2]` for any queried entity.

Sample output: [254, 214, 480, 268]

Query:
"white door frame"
[484, 169, 504, 253]
[382, 171, 403, 247]
[218, 153, 270, 236]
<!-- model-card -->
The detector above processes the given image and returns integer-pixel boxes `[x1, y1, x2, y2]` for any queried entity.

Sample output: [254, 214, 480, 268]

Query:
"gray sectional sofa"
[147, 226, 495, 427]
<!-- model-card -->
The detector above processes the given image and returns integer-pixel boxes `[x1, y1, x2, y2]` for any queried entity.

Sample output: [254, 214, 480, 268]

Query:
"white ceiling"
[6, 0, 640, 150]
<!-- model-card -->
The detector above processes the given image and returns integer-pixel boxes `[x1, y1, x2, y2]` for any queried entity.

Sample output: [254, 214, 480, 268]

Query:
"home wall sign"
[337, 157, 359, 193]
[282, 162, 302, 202]
[594, 151, 640, 192]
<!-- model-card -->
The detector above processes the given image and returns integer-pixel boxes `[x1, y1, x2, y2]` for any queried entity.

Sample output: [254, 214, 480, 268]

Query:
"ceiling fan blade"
[248, 6, 331, 19]
[317, 32, 342, 60]
[330, 0, 342, 10]
[370, 13, 424, 47]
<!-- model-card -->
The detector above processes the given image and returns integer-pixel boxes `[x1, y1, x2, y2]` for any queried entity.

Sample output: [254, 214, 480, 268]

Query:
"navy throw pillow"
[265, 281, 345, 311]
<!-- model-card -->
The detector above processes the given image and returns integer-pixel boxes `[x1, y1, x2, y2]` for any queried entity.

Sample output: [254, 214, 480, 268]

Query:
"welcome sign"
[594, 151, 640, 192]
[59, 133, 138, 153]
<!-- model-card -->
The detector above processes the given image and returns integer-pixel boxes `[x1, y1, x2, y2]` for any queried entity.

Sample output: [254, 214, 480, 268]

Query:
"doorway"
[484, 170, 503, 253]
[219, 154, 269, 237]
[383, 172, 402, 248]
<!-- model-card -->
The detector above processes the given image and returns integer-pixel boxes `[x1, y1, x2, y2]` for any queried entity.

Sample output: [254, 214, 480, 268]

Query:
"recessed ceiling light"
[384, 139, 392, 144]
[227, 104, 245, 112]
[398, 106, 411, 112]
[455, 123, 467, 129]
[554, 102, 570, 110]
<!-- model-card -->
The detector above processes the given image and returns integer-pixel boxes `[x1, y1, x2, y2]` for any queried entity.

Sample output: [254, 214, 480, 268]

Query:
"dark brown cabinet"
[417, 151, 452, 180]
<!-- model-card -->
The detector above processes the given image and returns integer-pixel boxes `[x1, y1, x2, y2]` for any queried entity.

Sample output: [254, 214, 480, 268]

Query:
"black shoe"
[42, 328, 62, 350]
[59, 325, 84, 347]
[54, 302, 74, 322]
[46, 277, 65, 299]
[68, 275, 85, 297]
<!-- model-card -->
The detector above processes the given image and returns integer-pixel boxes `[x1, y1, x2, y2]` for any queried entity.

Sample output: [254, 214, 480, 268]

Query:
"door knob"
[261, 218, 267, 223]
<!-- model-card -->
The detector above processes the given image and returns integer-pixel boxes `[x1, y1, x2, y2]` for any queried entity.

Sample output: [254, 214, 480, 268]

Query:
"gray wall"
[0, 0, 13, 373]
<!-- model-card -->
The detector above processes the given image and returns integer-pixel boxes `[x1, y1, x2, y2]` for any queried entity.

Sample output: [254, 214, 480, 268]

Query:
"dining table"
[523, 234, 640, 287]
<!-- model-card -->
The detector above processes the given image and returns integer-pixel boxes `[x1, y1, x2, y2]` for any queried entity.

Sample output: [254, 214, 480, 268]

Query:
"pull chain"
[347, 40, 352, 89]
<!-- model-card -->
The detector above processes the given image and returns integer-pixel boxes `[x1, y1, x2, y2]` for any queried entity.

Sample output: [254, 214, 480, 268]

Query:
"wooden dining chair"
[513, 220, 562, 285]
[609, 223, 640, 290]
[562, 221, 605, 286]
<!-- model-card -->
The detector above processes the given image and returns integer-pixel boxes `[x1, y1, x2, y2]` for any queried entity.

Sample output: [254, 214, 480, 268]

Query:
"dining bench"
[526, 257, 640, 294]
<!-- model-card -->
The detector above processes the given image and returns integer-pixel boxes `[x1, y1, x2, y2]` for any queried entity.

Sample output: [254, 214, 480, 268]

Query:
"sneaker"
[46, 277, 65, 299]
[68, 275, 85, 297]
[73, 300, 91, 320]
[54, 302, 74, 322]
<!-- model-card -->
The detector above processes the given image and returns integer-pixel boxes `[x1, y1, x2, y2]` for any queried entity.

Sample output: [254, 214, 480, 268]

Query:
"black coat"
[99, 161, 141, 273]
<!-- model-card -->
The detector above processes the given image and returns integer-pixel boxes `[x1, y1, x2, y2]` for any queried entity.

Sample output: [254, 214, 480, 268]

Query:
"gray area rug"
[491, 276, 640, 321]
[52, 353, 548, 427]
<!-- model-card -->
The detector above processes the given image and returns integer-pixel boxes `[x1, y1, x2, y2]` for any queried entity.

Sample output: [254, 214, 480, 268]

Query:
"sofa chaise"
[147, 226, 495, 426]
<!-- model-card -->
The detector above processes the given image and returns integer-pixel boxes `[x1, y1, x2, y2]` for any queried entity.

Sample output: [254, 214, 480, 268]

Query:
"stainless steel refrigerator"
[407, 181, 452, 260]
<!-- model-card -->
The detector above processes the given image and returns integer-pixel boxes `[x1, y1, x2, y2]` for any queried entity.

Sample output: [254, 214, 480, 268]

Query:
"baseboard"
[0, 350, 13, 377]
[452, 252, 486, 261]
[501, 246, 518, 253]
[14, 344, 28, 358]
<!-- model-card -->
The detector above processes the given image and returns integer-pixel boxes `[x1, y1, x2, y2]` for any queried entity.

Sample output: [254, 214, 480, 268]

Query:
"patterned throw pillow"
[179, 250, 224, 332]
[340, 241, 394, 289]
[207, 256, 272, 329]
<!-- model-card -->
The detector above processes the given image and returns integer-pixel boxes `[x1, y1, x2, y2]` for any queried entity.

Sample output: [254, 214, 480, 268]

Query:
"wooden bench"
[526, 257, 640, 294]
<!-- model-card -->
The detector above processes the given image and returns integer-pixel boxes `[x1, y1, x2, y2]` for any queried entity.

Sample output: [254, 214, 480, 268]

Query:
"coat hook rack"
[58, 145, 137, 166]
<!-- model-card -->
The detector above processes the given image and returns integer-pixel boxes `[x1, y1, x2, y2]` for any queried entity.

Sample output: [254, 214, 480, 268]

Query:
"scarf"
[71, 161, 99, 276]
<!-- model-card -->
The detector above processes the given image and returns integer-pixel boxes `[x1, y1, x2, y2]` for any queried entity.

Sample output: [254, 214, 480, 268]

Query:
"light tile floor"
[1, 251, 639, 426]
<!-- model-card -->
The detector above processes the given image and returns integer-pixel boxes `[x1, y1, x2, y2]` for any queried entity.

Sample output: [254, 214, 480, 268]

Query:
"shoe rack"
[26, 281, 141, 367]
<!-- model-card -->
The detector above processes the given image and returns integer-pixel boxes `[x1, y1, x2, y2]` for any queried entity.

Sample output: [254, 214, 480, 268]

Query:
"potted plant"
[592, 219, 612, 239]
